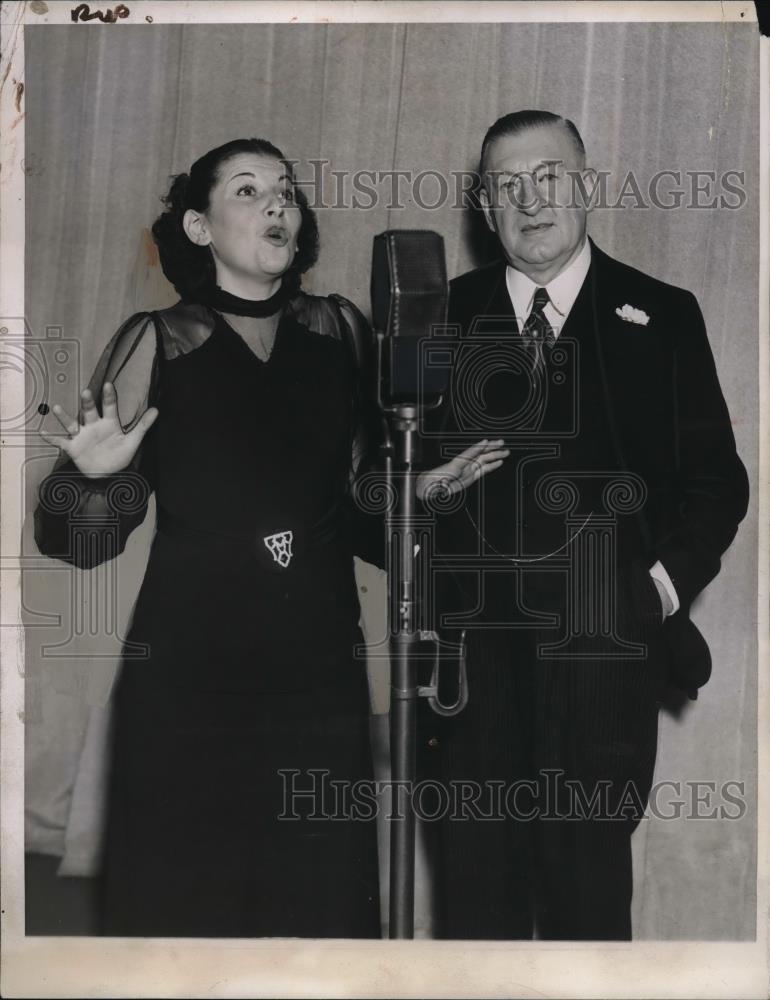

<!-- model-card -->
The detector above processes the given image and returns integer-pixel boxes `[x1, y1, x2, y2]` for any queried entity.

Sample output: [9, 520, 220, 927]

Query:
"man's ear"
[183, 209, 211, 247]
[479, 183, 497, 234]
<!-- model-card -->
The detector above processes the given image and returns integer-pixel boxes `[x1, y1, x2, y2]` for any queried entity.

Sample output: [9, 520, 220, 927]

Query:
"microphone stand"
[384, 402, 419, 940]
[377, 340, 468, 940]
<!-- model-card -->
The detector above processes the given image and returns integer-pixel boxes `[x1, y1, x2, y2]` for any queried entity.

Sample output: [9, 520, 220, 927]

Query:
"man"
[418, 110, 748, 940]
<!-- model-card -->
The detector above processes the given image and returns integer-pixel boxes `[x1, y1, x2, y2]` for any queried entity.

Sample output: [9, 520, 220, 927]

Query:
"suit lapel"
[484, 263, 516, 322]
[588, 241, 665, 439]
[580, 242, 628, 468]
[586, 240, 665, 552]
[554, 264, 591, 342]
[461, 261, 517, 337]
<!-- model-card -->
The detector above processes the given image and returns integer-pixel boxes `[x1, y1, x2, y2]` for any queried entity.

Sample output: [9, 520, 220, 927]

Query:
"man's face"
[480, 124, 594, 284]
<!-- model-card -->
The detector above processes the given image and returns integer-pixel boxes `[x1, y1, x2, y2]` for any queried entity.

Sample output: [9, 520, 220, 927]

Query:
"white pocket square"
[615, 303, 650, 326]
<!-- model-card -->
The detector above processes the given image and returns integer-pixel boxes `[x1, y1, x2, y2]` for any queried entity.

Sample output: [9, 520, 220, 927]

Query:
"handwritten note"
[70, 3, 130, 23]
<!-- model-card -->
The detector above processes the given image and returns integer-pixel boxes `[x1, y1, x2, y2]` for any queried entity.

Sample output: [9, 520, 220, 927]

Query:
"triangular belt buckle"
[263, 530, 293, 568]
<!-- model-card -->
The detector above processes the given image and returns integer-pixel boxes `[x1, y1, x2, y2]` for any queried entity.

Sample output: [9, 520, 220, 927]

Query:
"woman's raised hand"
[39, 383, 159, 478]
[416, 439, 510, 502]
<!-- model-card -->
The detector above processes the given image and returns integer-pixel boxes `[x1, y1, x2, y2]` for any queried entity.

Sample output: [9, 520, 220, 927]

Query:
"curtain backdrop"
[22, 20, 759, 940]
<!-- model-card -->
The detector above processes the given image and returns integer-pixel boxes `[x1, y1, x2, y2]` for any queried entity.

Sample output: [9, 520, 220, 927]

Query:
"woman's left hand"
[416, 438, 510, 502]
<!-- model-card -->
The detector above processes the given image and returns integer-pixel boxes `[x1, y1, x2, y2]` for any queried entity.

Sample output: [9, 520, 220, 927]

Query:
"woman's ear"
[183, 209, 211, 247]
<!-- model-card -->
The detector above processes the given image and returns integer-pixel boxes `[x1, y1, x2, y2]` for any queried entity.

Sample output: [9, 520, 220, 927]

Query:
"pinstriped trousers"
[421, 558, 667, 940]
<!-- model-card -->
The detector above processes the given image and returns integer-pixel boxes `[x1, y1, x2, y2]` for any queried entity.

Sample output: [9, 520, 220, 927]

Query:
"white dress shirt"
[504, 239, 679, 617]
[505, 237, 591, 340]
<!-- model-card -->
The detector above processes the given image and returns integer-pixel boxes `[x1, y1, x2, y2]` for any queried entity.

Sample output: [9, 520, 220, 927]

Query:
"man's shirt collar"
[505, 238, 591, 335]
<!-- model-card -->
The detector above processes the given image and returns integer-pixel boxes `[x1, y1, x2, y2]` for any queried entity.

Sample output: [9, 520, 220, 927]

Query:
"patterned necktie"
[520, 287, 556, 369]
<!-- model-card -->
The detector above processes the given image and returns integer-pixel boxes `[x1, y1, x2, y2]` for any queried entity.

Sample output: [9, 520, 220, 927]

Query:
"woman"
[34, 138, 385, 938]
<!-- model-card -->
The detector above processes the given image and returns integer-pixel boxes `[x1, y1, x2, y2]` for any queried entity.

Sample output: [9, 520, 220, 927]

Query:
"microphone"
[370, 230, 450, 406]
[370, 231, 468, 938]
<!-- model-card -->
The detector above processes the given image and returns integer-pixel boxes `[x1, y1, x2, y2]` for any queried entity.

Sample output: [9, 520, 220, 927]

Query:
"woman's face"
[190, 152, 302, 295]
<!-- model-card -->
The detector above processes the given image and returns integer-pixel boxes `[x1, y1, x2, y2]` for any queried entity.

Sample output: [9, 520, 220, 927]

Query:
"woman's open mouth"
[263, 226, 289, 247]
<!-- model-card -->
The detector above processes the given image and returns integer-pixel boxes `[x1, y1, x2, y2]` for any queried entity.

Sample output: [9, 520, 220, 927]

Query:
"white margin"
[0, 3, 767, 999]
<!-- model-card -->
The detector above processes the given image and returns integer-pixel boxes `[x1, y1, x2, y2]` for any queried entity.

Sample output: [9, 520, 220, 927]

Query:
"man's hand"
[416, 439, 510, 502]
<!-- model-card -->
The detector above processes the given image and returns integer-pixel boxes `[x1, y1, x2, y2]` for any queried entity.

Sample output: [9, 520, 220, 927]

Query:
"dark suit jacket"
[430, 239, 749, 697]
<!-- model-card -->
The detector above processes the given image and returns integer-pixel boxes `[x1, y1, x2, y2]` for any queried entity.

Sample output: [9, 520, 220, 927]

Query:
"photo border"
[1, 2, 766, 997]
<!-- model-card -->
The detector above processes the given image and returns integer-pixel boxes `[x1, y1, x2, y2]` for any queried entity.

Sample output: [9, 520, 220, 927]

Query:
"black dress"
[35, 301, 382, 938]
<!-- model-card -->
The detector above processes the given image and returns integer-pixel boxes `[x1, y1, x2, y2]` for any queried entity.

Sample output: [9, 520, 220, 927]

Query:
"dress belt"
[155, 503, 340, 570]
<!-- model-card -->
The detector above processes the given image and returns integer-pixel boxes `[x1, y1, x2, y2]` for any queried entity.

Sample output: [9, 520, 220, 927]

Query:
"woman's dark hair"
[151, 138, 319, 301]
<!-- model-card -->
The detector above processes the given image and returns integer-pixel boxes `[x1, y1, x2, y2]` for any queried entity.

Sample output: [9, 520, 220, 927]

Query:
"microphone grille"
[371, 229, 447, 337]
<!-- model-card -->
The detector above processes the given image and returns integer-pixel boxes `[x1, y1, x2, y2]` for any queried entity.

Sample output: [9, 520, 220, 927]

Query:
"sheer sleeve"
[328, 294, 385, 477]
[34, 312, 160, 569]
